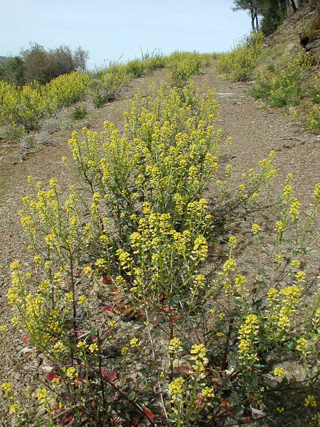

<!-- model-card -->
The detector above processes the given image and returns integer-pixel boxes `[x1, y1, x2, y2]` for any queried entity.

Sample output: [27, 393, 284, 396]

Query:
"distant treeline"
[0, 43, 89, 86]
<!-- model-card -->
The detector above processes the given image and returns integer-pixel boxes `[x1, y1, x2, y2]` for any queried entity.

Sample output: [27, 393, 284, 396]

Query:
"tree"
[2, 56, 25, 85]
[73, 47, 90, 71]
[233, 0, 300, 36]
[232, 0, 260, 31]
[20, 43, 89, 84]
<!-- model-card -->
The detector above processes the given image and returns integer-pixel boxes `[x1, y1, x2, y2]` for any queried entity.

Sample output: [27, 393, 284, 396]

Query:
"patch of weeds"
[125, 59, 145, 78]
[71, 104, 87, 121]
[252, 52, 311, 108]
[168, 51, 204, 87]
[90, 63, 131, 108]
[307, 104, 320, 132]
[216, 31, 264, 82]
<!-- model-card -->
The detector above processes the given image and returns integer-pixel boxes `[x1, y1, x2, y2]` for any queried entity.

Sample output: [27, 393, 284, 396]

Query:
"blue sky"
[1, 0, 251, 69]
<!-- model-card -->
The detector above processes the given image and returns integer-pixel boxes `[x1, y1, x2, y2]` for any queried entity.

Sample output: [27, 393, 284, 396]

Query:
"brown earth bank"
[1, 63, 320, 424]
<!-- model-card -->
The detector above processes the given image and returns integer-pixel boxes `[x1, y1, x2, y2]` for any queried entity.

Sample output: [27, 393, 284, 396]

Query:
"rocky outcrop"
[300, 10, 320, 60]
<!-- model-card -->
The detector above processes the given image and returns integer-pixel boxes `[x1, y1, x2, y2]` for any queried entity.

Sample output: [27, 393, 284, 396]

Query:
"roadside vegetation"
[0, 48, 210, 143]
[215, 31, 264, 82]
[216, 26, 320, 133]
[1, 48, 320, 426]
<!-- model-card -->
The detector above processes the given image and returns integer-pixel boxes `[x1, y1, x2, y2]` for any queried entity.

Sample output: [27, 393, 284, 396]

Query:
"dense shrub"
[168, 52, 206, 87]
[21, 43, 89, 85]
[90, 62, 131, 108]
[216, 32, 264, 82]
[0, 43, 89, 86]
[125, 59, 145, 78]
[0, 71, 89, 131]
[252, 52, 310, 108]
[0, 56, 26, 85]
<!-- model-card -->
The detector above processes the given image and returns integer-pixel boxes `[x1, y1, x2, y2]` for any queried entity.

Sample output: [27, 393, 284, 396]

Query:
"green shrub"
[216, 31, 264, 82]
[20, 43, 89, 85]
[90, 63, 131, 108]
[168, 52, 204, 87]
[140, 48, 167, 72]
[252, 52, 311, 108]
[125, 59, 145, 78]
[145, 55, 167, 72]
[71, 104, 87, 121]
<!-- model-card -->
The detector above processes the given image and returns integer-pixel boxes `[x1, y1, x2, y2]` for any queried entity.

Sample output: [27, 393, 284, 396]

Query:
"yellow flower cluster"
[169, 338, 183, 354]
[252, 223, 261, 235]
[216, 31, 264, 82]
[37, 388, 49, 405]
[1, 382, 13, 398]
[0, 71, 89, 131]
[69, 82, 220, 242]
[238, 314, 260, 366]
[274, 367, 286, 381]
[266, 285, 303, 332]
[169, 377, 185, 403]
[190, 343, 209, 368]
[201, 387, 215, 399]
[296, 337, 309, 354]
[305, 395, 317, 408]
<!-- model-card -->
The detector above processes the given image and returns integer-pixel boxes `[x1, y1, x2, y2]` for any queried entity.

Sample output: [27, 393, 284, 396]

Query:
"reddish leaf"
[162, 305, 170, 313]
[221, 400, 231, 410]
[103, 305, 115, 312]
[143, 407, 154, 419]
[102, 369, 117, 383]
[102, 275, 112, 285]
[99, 303, 115, 312]
[45, 373, 61, 383]
[22, 334, 30, 344]
[171, 315, 182, 323]
[62, 414, 74, 425]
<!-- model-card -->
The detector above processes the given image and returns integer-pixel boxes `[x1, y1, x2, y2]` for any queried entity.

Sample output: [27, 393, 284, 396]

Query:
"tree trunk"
[286, 0, 298, 14]
[251, 8, 256, 30]
[255, 12, 259, 30]
[291, 0, 298, 12]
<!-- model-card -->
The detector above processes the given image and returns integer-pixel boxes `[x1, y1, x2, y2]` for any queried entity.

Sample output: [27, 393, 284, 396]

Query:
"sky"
[1, 0, 251, 69]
